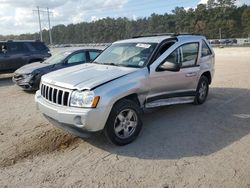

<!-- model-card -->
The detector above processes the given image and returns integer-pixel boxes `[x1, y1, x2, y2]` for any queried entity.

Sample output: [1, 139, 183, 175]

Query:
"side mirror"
[157, 61, 180, 72]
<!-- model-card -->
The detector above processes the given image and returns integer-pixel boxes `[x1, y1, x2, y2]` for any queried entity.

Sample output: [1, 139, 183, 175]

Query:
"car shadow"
[0, 74, 14, 87]
[86, 87, 250, 159]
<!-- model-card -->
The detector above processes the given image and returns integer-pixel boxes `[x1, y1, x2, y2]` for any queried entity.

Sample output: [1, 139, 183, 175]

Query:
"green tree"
[0, 2, 249, 43]
[242, 7, 250, 36]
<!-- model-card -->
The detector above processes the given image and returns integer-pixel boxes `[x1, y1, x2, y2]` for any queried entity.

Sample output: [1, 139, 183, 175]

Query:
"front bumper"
[12, 74, 37, 90]
[35, 91, 110, 133]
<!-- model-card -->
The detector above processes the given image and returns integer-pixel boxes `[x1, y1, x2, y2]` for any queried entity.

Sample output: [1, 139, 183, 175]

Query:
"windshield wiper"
[117, 64, 140, 68]
[92, 61, 116, 66]
[102, 63, 118, 66]
[93, 62, 138, 68]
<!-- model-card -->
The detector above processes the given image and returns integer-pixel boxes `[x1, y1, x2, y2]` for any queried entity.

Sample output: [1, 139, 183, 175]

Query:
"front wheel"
[104, 99, 142, 146]
[194, 76, 209, 105]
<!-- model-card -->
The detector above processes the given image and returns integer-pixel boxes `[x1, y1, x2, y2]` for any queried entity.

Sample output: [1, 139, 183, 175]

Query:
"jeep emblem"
[51, 80, 56, 85]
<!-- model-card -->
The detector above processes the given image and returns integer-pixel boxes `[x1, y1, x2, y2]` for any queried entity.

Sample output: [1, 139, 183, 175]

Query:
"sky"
[0, 0, 249, 35]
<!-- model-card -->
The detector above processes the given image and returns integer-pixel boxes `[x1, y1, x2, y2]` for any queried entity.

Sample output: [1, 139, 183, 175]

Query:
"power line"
[31, 0, 192, 42]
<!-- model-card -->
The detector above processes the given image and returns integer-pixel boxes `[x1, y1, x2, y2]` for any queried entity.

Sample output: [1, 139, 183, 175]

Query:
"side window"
[165, 48, 179, 64]
[180, 43, 199, 67]
[67, 52, 86, 64]
[201, 40, 212, 57]
[30, 42, 48, 51]
[89, 51, 100, 61]
[8, 43, 27, 53]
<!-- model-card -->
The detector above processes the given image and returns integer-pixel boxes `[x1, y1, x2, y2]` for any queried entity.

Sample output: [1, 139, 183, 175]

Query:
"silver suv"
[35, 34, 215, 145]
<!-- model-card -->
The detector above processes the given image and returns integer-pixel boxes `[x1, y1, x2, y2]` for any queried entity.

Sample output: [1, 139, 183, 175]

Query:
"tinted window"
[181, 43, 199, 67]
[89, 51, 100, 61]
[8, 43, 27, 53]
[30, 42, 48, 51]
[202, 40, 212, 57]
[67, 52, 86, 64]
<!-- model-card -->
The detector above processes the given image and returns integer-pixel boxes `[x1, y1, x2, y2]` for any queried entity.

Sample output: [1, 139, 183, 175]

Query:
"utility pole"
[47, 8, 53, 44]
[33, 7, 53, 44]
[37, 6, 43, 41]
[219, 28, 222, 40]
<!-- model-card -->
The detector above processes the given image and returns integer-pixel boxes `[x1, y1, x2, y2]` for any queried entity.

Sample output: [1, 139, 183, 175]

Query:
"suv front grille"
[41, 83, 71, 106]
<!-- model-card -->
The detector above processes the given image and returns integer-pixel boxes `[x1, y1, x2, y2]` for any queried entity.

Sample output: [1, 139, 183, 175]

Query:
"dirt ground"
[0, 47, 250, 188]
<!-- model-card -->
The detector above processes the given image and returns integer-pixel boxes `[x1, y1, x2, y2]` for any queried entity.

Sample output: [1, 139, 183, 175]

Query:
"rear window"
[201, 40, 212, 57]
[29, 42, 48, 51]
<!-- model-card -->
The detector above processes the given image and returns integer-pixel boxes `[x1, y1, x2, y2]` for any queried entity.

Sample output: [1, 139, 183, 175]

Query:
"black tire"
[104, 99, 142, 146]
[194, 76, 209, 105]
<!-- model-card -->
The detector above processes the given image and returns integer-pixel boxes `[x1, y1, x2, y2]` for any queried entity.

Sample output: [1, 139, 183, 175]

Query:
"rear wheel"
[194, 76, 209, 105]
[104, 99, 142, 146]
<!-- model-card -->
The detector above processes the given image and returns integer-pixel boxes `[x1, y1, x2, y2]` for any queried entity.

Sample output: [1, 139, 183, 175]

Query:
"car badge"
[51, 80, 56, 85]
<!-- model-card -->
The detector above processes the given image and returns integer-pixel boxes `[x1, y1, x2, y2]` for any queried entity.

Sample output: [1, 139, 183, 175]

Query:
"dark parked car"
[0, 40, 51, 73]
[13, 48, 102, 90]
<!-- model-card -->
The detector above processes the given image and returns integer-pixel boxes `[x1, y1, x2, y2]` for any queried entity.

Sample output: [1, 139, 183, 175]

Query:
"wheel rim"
[198, 81, 208, 101]
[114, 109, 138, 139]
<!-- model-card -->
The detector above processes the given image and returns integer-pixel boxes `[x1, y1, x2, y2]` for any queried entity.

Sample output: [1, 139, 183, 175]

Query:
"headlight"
[70, 90, 100, 108]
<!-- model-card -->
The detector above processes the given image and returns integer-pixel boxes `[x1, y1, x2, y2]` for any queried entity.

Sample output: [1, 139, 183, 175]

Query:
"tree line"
[0, 0, 250, 44]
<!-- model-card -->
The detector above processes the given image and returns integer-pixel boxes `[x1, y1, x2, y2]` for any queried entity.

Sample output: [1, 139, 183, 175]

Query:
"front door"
[65, 51, 87, 67]
[0, 43, 11, 72]
[146, 42, 200, 108]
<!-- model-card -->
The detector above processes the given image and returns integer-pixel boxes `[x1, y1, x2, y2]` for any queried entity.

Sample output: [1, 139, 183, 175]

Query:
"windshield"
[94, 42, 157, 68]
[43, 51, 71, 64]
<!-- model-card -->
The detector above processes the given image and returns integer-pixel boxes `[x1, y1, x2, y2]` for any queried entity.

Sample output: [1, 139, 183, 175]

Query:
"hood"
[42, 63, 137, 90]
[15, 62, 50, 74]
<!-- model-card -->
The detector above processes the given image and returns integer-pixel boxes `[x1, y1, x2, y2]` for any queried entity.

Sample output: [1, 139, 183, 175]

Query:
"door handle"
[185, 72, 197, 77]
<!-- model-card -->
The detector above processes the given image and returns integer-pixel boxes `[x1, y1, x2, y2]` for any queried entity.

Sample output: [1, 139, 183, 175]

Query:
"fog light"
[74, 116, 84, 127]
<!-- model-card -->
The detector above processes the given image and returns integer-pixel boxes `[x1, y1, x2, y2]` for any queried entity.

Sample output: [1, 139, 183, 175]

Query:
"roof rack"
[132, 33, 174, 38]
[3, 39, 42, 43]
[132, 33, 200, 38]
